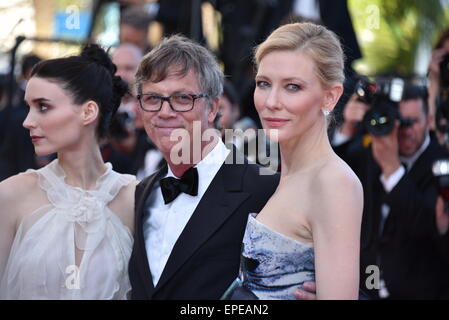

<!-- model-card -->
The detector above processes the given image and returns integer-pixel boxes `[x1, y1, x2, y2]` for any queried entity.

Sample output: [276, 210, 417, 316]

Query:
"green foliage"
[348, 0, 448, 78]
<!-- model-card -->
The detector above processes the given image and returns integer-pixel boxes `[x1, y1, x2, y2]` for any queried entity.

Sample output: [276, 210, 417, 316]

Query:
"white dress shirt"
[379, 134, 430, 193]
[143, 140, 230, 286]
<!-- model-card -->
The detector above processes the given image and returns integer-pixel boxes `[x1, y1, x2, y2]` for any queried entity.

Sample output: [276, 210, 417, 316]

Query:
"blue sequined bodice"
[223, 213, 315, 300]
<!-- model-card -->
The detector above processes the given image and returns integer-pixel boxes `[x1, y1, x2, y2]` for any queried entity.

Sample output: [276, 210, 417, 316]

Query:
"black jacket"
[335, 136, 449, 299]
[129, 150, 279, 299]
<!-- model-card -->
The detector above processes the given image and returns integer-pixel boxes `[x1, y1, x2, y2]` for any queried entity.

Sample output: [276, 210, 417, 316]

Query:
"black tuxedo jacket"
[129, 151, 279, 299]
[335, 136, 449, 299]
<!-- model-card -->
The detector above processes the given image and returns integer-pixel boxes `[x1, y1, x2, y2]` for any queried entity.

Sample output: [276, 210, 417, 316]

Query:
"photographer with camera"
[429, 29, 449, 264]
[333, 80, 449, 299]
[101, 44, 165, 177]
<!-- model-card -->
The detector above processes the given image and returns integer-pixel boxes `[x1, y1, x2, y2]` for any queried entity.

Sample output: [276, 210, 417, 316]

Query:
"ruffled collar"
[39, 159, 118, 231]
[48, 159, 113, 192]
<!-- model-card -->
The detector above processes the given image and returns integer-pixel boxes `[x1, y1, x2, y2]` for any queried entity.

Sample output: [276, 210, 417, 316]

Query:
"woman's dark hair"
[30, 44, 128, 139]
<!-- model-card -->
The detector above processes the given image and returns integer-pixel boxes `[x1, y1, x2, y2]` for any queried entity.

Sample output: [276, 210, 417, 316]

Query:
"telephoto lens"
[360, 78, 404, 136]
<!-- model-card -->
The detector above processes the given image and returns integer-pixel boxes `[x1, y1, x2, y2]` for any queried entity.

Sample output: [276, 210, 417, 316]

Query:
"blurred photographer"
[0, 54, 45, 181]
[333, 81, 449, 299]
[103, 44, 164, 177]
[430, 29, 449, 262]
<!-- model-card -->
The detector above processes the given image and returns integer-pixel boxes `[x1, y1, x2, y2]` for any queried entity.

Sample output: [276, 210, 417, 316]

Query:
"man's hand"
[340, 95, 370, 138]
[371, 122, 401, 178]
[293, 281, 317, 300]
[436, 196, 449, 235]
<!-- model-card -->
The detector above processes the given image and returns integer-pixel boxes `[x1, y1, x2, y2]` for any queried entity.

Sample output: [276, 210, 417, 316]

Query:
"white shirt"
[143, 140, 230, 286]
[331, 129, 351, 147]
[380, 134, 430, 193]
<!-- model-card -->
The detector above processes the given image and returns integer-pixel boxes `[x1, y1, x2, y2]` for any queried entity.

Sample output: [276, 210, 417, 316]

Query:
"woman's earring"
[322, 108, 330, 116]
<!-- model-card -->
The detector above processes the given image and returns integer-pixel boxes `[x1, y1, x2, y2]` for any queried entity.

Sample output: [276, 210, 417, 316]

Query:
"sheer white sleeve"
[0, 183, 17, 295]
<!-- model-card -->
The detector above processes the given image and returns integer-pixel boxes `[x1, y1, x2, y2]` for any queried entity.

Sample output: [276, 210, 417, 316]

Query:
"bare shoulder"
[322, 156, 362, 194]
[312, 156, 363, 222]
[0, 172, 40, 228]
[108, 176, 138, 234]
[115, 178, 138, 206]
[0, 172, 40, 204]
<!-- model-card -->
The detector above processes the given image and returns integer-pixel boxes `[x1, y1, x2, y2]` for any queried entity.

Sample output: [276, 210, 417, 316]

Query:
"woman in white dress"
[0, 44, 137, 299]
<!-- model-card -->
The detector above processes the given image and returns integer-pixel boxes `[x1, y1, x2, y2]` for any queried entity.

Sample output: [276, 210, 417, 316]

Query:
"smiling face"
[254, 50, 339, 143]
[23, 77, 86, 156]
[139, 68, 218, 160]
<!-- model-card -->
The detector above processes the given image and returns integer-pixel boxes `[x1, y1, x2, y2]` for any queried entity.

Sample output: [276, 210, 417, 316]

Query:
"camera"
[109, 110, 135, 140]
[432, 159, 449, 211]
[355, 76, 414, 136]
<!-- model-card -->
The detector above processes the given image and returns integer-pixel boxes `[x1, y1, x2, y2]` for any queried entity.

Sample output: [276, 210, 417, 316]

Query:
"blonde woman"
[224, 22, 363, 300]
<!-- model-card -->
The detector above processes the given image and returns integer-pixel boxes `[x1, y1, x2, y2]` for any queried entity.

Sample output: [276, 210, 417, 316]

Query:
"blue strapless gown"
[222, 213, 315, 300]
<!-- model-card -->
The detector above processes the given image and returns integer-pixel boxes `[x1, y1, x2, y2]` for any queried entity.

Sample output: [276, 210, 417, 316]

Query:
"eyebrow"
[140, 90, 196, 95]
[283, 77, 309, 85]
[255, 75, 309, 85]
[25, 97, 52, 104]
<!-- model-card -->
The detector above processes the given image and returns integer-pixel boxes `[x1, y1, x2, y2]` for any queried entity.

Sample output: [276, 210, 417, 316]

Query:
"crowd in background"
[1, 0, 449, 299]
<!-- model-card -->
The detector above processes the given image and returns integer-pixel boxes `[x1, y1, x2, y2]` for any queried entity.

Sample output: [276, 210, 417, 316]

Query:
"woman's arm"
[311, 167, 363, 300]
[0, 178, 19, 283]
[109, 179, 138, 236]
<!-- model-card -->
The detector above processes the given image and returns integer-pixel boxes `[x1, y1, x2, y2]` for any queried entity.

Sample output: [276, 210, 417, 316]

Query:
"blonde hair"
[255, 22, 345, 88]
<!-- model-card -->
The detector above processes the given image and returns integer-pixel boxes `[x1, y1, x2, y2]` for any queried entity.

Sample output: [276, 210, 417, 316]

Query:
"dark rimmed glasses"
[137, 93, 208, 112]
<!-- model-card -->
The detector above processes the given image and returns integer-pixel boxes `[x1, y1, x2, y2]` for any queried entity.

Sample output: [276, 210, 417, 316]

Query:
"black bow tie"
[159, 167, 199, 204]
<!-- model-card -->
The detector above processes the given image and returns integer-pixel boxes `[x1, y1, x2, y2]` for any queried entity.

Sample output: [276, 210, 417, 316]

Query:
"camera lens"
[362, 100, 399, 136]
[433, 159, 449, 201]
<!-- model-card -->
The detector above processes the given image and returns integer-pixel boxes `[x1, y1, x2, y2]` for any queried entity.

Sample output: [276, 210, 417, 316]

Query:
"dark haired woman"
[0, 44, 137, 299]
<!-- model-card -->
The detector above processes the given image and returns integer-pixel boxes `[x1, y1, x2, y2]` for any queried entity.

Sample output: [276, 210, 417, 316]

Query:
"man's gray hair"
[135, 35, 224, 100]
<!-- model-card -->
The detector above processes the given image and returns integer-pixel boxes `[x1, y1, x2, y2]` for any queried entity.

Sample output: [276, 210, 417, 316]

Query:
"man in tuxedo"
[128, 35, 280, 299]
[333, 85, 449, 299]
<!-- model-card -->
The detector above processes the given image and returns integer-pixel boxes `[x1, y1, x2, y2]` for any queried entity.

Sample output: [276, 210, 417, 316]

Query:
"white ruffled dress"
[0, 159, 135, 300]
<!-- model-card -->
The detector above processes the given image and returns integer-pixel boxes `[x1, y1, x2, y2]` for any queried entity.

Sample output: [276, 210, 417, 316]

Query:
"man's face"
[397, 98, 429, 156]
[112, 47, 141, 85]
[139, 68, 218, 162]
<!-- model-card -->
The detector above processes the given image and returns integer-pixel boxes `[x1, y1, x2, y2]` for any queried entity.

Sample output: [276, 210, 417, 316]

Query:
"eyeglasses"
[137, 93, 208, 112]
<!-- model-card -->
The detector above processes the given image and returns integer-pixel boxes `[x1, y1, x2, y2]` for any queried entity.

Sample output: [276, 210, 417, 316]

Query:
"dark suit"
[335, 136, 449, 299]
[129, 149, 279, 299]
[0, 105, 37, 181]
